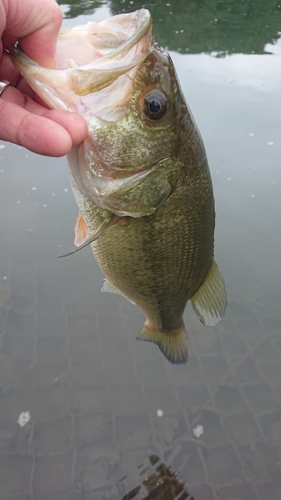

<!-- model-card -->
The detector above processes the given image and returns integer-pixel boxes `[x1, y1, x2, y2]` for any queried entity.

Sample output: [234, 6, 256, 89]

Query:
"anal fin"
[190, 259, 227, 327]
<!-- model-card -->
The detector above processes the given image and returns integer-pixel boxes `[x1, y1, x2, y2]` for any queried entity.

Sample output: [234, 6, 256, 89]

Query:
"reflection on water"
[58, 0, 281, 55]
[111, 0, 281, 55]
[122, 455, 190, 500]
[58, 0, 103, 19]
[0, 0, 281, 498]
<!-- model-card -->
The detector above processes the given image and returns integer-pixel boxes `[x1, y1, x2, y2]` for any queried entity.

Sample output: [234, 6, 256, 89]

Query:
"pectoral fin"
[58, 213, 119, 258]
[190, 259, 227, 327]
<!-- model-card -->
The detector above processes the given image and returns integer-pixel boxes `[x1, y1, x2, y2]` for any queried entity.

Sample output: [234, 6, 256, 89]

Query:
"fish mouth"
[10, 9, 153, 118]
[57, 9, 152, 73]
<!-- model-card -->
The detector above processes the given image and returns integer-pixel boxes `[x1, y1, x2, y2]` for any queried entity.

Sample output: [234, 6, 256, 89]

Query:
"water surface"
[0, 1, 281, 499]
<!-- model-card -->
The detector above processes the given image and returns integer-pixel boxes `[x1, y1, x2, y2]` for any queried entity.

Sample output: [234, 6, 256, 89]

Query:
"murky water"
[0, 1, 281, 499]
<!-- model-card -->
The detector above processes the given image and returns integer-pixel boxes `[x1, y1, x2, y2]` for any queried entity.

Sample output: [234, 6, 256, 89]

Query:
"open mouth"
[10, 10, 153, 124]
[11, 10, 152, 109]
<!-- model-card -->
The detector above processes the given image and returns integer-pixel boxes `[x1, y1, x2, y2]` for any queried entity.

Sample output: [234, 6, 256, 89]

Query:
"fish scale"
[80, 156, 214, 332]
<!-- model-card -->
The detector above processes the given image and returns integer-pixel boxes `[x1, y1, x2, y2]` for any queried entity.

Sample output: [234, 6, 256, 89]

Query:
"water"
[0, 1, 281, 499]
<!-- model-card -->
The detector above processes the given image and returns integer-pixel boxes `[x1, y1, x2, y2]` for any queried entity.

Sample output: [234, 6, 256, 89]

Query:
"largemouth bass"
[11, 9, 226, 364]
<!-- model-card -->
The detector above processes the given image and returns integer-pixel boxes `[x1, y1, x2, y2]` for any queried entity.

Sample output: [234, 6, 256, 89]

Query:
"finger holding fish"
[0, 0, 88, 154]
[0, 83, 87, 155]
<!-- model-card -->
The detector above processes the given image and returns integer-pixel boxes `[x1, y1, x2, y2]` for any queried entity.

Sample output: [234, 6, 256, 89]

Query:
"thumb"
[5, 0, 62, 67]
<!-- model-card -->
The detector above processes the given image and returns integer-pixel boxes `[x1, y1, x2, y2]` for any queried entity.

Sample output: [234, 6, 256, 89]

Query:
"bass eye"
[143, 90, 167, 120]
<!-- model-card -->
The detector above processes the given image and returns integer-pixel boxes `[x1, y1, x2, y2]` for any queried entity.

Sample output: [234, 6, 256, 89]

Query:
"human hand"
[0, 0, 87, 156]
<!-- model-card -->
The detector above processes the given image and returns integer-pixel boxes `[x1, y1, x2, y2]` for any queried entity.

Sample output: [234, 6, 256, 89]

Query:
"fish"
[11, 9, 227, 364]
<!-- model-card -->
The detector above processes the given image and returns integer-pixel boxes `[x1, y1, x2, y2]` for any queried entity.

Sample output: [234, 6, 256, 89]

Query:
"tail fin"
[136, 322, 188, 364]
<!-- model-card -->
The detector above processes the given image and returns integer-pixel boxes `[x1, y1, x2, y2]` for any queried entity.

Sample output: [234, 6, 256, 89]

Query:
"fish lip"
[62, 10, 153, 96]
[81, 9, 152, 68]
[10, 9, 152, 74]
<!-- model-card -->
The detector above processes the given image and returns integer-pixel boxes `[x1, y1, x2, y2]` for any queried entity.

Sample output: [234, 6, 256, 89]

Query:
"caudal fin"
[136, 323, 188, 364]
